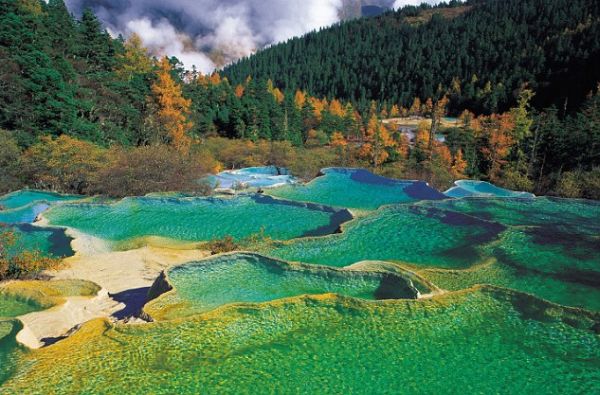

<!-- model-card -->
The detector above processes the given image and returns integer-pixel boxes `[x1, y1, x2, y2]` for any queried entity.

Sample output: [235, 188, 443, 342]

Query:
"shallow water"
[268, 168, 445, 209]
[44, 195, 350, 246]
[149, 253, 417, 319]
[5, 289, 599, 393]
[424, 197, 600, 231]
[407, 197, 600, 310]
[444, 180, 535, 198]
[0, 190, 81, 211]
[268, 204, 503, 268]
[6, 224, 74, 258]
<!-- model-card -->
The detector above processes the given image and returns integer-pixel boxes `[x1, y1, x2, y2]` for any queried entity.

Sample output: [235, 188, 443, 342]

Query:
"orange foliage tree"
[479, 113, 516, 181]
[149, 57, 193, 152]
[359, 115, 395, 167]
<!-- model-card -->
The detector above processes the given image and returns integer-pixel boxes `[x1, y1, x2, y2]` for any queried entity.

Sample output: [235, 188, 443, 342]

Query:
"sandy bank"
[17, 246, 210, 348]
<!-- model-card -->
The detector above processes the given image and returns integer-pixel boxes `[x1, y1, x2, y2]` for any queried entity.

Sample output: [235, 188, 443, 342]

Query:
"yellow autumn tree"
[234, 84, 245, 98]
[330, 131, 348, 164]
[329, 99, 345, 117]
[360, 115, 395, 168]
[149, 57, 193, 152]
[294, 90, 307, 109]
[451, 149, 468, 179]
[309, 97, 328, 120]
[209, 73, 222, 85]
[115, 33, 153, 80]
[409, 97, 422, 116]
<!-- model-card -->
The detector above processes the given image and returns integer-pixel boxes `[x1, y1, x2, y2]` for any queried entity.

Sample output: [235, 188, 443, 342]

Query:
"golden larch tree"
[150, 57, 193, 152]
[294, 90, 307, 109]
[115, 33, 153, 80]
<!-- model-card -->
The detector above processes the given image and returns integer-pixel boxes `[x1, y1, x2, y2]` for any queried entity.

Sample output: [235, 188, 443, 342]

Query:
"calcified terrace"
[0, 167, 598, 393]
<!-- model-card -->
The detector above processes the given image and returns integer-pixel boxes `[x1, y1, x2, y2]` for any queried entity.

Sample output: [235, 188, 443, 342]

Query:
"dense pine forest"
[0, 0, 599, 199]
[224, 0, 600, 115]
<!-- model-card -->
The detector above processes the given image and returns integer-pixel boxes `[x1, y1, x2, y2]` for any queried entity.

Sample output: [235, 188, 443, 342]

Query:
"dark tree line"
[223, 0, 600, 116]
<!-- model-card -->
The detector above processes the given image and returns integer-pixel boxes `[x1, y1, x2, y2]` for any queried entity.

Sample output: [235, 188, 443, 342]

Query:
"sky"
[65, 0, 441, 73]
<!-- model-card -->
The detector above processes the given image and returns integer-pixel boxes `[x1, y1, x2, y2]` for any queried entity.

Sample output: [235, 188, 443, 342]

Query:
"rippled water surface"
[4, 289, 599, 393]
[149, 253, 417, 319]
[268, 168, 445, 209]
[44, 195, 349, 245]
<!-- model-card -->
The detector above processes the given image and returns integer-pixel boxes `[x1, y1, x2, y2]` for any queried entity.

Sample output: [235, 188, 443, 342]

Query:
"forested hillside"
[223, 0, 600, 115]
[0, 0, 599, 200]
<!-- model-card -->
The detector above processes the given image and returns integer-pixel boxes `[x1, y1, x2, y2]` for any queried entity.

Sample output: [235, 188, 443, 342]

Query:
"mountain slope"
[223, 0, 600, 114]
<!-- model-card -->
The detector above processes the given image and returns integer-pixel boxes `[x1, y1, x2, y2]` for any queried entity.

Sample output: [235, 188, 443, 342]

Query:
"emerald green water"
[152, 253, 417, 319]
[424, 197, 600, 232]
[0, 190, 81, 210]
[268, 204, 503, 268]
[3, 225, 74, 258]
[2, 173, 599, 392]
[0, 202, 52, 224]
[268, 168, 445, 209]
[409, 197, 600, 310]
[5, 288, 599, 393]
[44, 195, 348, 245]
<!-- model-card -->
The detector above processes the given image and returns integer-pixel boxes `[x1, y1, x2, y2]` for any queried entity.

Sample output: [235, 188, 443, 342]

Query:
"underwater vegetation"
[267, 203, 504, 269]
[43, 194, 352, 248]
[3, 287, 599, 393]
[267, 168, 446, 209]
[0, 169, 599, 393]
[0, 190, 81, 258]
[144, 252, 420, 320]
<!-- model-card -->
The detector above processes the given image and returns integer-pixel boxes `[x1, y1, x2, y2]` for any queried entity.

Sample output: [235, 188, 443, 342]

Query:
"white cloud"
[66, 0, 442, 71]
[126, 18, 216, 73]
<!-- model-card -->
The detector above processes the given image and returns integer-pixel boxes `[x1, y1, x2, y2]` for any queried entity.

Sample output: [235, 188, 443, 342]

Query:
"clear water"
[403, 197, 600, 310]
[44, 195, 348, 245]
[268, 168, 446, 209]
[0, 190, 81, 211]
[0, 202, 51, 224]
[268, 204, 502, 269]
[444, 180, 535, 198]
[5, 288, 599, 393]
[148, 253, 417, 320]
[3, 224, 74, 258]
[423, 197, 600, 232]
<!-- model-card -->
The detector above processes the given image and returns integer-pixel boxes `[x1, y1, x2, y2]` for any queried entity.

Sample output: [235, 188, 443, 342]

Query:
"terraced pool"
[1, 171, 599, 393]
[267, 167, 446, 209]
[267, 204, 504, 268]
[145, 253, 419, 320]
[3, 288, 599, 393]
[43, 195, 352, 248]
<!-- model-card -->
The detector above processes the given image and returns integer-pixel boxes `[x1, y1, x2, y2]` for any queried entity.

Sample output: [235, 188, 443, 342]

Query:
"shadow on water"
[374, 273, 419, 300]
[15, 223, 74, 258]
[251, 194, 354, 237]
[111, 287, 151, 320]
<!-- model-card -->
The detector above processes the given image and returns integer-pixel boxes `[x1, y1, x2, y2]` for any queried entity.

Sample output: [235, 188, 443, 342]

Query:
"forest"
[224, 0, 600, 115]
[0, 0, 599, 199]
